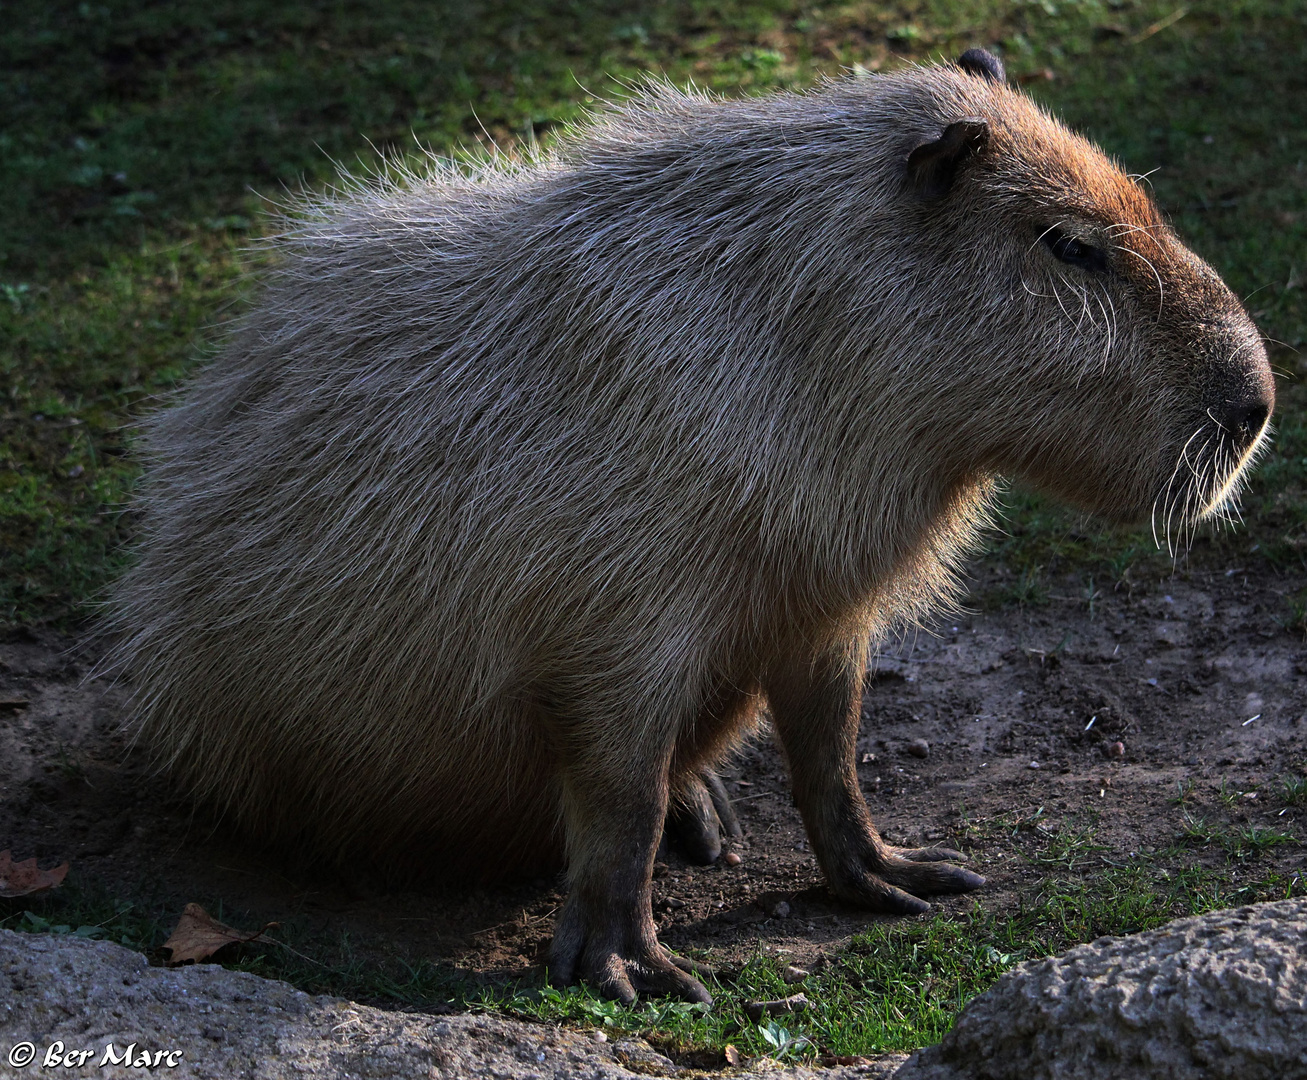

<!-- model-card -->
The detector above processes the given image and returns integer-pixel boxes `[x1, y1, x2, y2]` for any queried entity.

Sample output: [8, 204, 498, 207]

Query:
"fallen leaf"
[163, 903, 279, 964]
[723, 1044, 741, 1066]
[0, 851, 69, 897]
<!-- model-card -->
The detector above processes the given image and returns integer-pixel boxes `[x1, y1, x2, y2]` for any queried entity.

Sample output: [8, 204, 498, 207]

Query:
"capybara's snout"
[1210, 341, 1275, 454]
[1174, 323, 1276, 524]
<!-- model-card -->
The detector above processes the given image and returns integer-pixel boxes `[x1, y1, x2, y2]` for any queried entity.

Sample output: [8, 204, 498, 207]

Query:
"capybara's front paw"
[829, 848, 985, 916]
[549, 897, 712, 1005]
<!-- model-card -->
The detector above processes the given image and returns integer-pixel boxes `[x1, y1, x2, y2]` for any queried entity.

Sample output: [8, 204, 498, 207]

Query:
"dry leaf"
[0, 850, 69, 897]
[723, 1044, 741, 1066]
[162, 902, 279, 964]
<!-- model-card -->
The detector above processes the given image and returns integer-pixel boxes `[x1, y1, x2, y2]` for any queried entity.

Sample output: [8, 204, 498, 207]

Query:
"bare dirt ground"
[0, 557, 1304, 987]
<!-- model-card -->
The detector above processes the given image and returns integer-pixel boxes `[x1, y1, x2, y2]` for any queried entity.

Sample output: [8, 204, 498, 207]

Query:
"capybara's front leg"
[766, 646, 985, 915]
[548, 734, 712, 1004]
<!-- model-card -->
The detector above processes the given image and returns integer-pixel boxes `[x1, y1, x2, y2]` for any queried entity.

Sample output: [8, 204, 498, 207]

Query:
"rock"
[893, 898, 1307, 1080]
[1105, 741, 1125, 759]
[724, 851, 742, 867]
[782, 965, 810, 984]
[906, 739, 930, 759]
[770, 899, 792, 918]
[0, 930, 906, 1079]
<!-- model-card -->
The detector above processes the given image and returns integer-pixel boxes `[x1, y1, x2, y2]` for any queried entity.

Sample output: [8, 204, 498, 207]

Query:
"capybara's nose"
[1218, 392, 1272, 451]
[1216, 342, 1275, 450]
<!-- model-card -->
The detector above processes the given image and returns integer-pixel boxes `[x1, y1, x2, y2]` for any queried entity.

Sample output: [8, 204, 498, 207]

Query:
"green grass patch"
[1279, 771, 1307, 807]
[490, 861, 1299, 1058]
[3, 0, 1306, 629]
[1179, 811, 1299, 859]
[3, 856, 1301, 1061]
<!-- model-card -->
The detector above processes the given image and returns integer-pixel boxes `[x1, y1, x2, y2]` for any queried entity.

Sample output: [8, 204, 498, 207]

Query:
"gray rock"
[0, 930, 904, 1079]
[894, 898, 1307, 1080]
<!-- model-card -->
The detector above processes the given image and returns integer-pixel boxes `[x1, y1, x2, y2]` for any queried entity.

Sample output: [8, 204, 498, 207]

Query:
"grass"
[3, 853, 1301, 1061]
[1179, 812, 1298, 859]
[1279, 771, 1307, 807]
[495, 862, 1301, 1058]
[2, 0, 1306, 1064]
[3, 0, 1306, 630]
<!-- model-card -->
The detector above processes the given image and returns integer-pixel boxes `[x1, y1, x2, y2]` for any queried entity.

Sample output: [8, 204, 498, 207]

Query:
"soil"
[1, 557, 1304, 989]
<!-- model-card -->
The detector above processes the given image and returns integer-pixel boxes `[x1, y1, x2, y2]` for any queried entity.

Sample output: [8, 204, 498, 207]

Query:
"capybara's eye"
[1043, 227, 1108, 274]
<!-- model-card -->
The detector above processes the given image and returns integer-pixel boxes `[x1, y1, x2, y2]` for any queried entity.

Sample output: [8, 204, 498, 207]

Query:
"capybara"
[103, 49, 1274, 1004]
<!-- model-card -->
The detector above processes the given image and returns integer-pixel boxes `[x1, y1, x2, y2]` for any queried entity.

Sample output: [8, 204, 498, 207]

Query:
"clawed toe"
[560, 950, 713, 1005]
[670, 953, 716, 979]
[622, 951, 713, 1004]
[890, 844, 968, 863]
[884, 855, 985, 897]
[832, 853, 985, 916]
[551, 916, 714, 1004]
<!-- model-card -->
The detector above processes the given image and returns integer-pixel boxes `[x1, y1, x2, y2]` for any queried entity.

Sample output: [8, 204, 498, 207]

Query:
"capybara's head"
[873, 50, 1273, 540]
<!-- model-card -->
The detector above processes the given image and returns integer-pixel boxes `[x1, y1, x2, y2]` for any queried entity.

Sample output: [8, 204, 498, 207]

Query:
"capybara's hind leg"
[663, 769, 743, 865]
[548, 718, 711, 1005]
[765, 645, 985, 915]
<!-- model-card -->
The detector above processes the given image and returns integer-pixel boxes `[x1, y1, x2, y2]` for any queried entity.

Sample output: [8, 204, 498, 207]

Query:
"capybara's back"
[106, 54, 1273, 1003]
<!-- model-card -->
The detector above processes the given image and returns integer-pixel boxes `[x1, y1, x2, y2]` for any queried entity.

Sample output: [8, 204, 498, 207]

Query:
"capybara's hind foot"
[549, 897, 712, 1005]
[830, 852, 985, 916]
[888, 843, 970, 863]
[662, 769, 743, 865]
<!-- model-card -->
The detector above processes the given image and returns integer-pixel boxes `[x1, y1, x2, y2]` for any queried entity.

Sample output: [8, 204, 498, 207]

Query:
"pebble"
[770, 900, 791, 918]
[1106, 741, 1125, 759]
[906, 738, 930, 759]
[593, 1030, 608, 1043]
[723, 851, 742, 867]
[782, 965, 809, 984]
[1029, 760, 1040, 770]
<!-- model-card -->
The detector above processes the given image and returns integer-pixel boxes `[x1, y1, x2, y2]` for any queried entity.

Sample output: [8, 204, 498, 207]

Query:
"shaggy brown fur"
[101, 53, 1273, 1004]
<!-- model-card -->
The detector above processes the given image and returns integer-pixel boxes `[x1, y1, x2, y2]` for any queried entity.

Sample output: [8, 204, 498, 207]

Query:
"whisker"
[1105, 221, 1165, 240]
[1114, 244, 1166, 319]
[1158, 427, 1203, 556]
[1126, 167, 1161, 189]
[1028, 220, 1070, 254]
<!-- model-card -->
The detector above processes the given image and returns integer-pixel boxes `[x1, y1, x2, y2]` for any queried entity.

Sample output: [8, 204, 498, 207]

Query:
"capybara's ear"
[906, 118, 989, 199]
[955, 48, 1006, 84]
